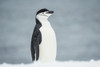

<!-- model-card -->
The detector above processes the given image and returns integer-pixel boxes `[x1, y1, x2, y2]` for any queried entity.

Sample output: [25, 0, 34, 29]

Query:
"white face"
[36, 11, 52, 19]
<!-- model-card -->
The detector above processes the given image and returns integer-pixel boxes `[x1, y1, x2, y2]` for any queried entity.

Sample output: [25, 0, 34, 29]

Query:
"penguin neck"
[36, 16, 51, 27]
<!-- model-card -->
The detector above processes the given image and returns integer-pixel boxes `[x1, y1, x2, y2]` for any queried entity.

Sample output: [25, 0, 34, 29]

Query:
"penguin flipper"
[31, 26, 41, 61]
[34, 32, 41, 61]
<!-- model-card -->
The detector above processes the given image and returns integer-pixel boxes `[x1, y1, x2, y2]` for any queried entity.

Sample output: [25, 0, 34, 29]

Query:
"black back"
[31, 18, 42, 61]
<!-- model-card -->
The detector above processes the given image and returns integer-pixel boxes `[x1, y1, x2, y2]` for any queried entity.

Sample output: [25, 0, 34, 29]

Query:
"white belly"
[39, 26, 57, 62]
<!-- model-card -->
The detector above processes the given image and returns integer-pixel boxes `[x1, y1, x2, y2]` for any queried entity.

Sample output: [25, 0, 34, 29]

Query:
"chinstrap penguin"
[31, 8, 57, 62]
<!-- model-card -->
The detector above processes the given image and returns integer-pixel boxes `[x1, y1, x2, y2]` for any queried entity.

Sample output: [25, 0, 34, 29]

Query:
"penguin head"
[36, 8, 54, 19]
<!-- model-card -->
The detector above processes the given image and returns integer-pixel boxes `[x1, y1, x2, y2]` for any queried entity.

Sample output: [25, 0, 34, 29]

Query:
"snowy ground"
[0, 60, 100, 67]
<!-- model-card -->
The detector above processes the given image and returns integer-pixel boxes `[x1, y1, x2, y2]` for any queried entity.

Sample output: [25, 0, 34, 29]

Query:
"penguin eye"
[39, 12, 44, 15]
[45, 11, 49, 14]
[42, 12, 47, 15]
[41, 12, 44, 14]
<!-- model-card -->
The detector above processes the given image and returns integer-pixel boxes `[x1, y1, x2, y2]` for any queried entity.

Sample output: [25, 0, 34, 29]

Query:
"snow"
[0, 60, 100, 67]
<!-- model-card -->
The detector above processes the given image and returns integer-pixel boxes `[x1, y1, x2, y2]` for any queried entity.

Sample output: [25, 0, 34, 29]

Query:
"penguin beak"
[47, 11, 54, 14]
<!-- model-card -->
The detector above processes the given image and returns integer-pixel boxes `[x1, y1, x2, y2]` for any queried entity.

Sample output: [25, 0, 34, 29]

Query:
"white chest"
[39, 21, 57, 62]
[40, 26, 56, 45]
